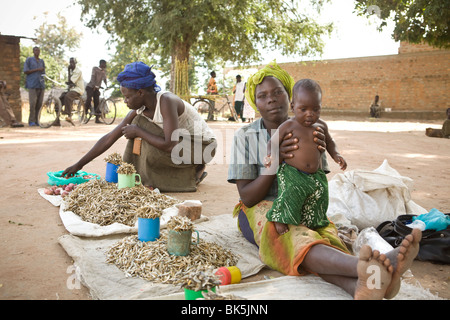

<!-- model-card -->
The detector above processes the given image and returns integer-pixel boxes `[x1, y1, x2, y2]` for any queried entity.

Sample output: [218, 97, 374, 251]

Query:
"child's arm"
[317, 119, 347, 170]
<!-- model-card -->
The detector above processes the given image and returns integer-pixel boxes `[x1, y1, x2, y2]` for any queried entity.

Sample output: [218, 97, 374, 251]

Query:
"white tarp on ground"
[59, 214, 441, 300]
[58, 214, 266, 300]
[327, 159, 428, 231]
[152, 275, 441, 300]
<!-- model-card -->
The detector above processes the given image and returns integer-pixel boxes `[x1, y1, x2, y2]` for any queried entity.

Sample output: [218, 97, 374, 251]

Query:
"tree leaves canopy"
[355, 0, 450, 48]
[34, 13, 83, 65]
[77, 0, 333, 65]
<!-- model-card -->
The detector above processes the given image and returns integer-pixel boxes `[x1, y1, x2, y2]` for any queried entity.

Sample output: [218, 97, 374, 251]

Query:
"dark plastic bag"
[376, 214, 450, 264]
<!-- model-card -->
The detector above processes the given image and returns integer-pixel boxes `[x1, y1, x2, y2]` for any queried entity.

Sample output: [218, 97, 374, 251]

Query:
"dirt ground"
[0, 116, 449, 300]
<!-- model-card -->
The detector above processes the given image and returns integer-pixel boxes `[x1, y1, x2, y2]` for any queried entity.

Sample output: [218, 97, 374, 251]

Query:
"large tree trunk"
[170, 40, 190, 98]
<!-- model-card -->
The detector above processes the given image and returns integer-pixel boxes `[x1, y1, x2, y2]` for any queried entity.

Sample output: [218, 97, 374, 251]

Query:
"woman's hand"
[279, 132, 298, 162]
[62, 163, 82, 178]
[313, 127, 326, 152]
[121, 124, 141, 139]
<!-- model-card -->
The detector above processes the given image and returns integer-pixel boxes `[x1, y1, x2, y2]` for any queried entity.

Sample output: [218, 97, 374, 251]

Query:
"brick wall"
[0, 35, 22, 121]
[229, 42, 449, 119]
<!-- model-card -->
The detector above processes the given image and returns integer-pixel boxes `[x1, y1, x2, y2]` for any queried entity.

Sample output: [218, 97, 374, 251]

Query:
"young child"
[265, 79, 347, 235]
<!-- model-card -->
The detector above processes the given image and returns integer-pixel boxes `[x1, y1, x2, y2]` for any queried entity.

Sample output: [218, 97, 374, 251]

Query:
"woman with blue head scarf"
[63, 61, 217, 192]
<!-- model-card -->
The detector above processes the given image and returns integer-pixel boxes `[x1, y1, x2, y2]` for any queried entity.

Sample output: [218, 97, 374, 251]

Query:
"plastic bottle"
[215, 266, 241, 285]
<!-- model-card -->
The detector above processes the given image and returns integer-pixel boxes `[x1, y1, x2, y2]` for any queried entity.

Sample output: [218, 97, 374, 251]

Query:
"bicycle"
[37, 75, 85, 128]
[82, 86, 117, 125]
[191, 94, 238, 121]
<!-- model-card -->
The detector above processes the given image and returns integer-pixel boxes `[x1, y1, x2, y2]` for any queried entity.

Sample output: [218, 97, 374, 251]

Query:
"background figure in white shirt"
[59, 57, 84, 125]
[233, 75, 246, 122]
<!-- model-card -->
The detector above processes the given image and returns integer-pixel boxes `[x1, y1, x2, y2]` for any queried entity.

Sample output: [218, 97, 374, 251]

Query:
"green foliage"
[355, 0, 450, 48]
[34, 13, 83, 65]
[105, 41, 159, 97]
[77, 0, 332, 67]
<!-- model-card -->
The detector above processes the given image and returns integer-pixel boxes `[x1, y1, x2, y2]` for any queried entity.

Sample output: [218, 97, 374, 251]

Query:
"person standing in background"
[206, 71, 218, 95]
[233, 75, 246, 122]
[206, 71, 218, 121]
[23, 46, 45, 127]
[85, 59, 107, 123]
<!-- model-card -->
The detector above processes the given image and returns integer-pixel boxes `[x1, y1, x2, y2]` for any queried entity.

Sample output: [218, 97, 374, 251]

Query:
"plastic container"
[117, 173, 141, 189]
[406, 220, 426, 231]
[167, 229, 200, 256]
[47, 170, 100, 186]
[215, 266, 242, 285]
[353, 227, 394, 255]
[184, 286, 216, 300]
[105, 162, 120, 183]
[138, 217, 160, 242]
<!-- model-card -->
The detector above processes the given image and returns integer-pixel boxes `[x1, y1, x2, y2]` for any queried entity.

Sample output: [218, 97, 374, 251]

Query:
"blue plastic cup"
[105, 162, 119, 183]
[138, 217, 160, 242]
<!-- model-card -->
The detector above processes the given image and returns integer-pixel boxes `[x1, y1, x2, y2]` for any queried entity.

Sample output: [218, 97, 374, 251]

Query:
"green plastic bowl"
[47, 170, 101, 186]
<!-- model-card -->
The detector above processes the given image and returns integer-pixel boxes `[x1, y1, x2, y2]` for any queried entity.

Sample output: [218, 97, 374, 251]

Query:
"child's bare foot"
[354, 245, 393, 300]
[274, 222, 289, 235]
[384, 228, 421, 299]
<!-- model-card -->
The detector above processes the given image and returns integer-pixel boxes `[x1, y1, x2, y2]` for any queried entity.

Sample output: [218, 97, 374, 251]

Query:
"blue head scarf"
[117, 61, 161, 92]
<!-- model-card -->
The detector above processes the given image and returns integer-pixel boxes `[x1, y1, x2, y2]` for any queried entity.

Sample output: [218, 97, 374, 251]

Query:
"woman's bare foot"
[354, 245, 393, 300]
[384, 228, 422, 299]
[274, 222, 289, 235]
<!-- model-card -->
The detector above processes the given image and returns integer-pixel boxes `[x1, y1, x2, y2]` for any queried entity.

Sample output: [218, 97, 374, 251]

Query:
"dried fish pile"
[106, 232, 238, 286]
[104, 152, 123, 166]
[180, 268, 221, 291]
[137, 205, 162, 219]
[116, 162, 136, 175]
[167, 216, 194, 232]
[65, 179, 179, 226]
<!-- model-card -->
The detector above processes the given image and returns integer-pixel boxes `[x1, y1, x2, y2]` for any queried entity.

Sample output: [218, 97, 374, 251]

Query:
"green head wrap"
[244, 61, 295, 111]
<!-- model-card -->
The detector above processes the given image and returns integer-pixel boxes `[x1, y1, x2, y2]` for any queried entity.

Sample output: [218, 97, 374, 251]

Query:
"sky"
[0, 0, 399, 88]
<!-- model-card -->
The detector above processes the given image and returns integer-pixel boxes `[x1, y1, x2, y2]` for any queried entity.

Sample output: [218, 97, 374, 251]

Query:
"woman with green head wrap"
[227, 61, 415, 300]
[244, 61, 296, 112]
[229, 61, 328, 205]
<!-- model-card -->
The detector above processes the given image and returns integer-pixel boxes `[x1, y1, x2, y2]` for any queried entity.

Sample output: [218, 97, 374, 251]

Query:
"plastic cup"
[184, 286, 216, 300]
[138, 217, 160, 242]
[105, 162, 120, 183]
[117, 173, 141, 189]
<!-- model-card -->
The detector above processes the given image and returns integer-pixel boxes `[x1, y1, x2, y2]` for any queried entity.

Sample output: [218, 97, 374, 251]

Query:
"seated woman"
[227, 61, 421, 300]
[63, 61, 217, 192]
